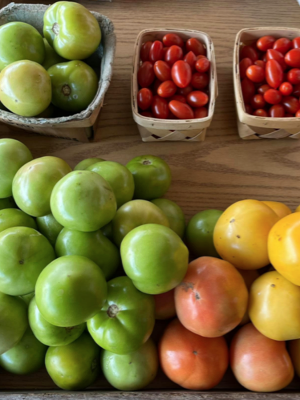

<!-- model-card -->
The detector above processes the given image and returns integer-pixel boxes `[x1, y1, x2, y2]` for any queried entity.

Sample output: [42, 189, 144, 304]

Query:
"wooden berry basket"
[0, 2, 116, 142]
[131, 28, 217, 142]
[234, 27, 300, 140]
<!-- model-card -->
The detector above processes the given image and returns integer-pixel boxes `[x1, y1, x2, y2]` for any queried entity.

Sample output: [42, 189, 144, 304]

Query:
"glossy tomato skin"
[169, 100, 194, 119]
[266, 49, 286, 70]
[140, 41, 152, 62]
[149, 41, 164, 63]
[171, 60, 192, 88]
[296, 110, 300, 117]
[162, 33, 184, 48]
[159, 319, 228, 390]
[183, 51, 197, 68]
[293, 83, 300, 96]
[177, 84, 193, 96]
[137, 88, 153, 110]
[293, 37, 300, 49]
[285, 48, 300, 67]
[265, 60, 283, 89]
[151, 96, 169, 119]
[269, 104, 285, 117]
[246, 65, 265, 83]
[164, 45, 183, 66]
[254, 60, 265, 69]
[282, 96, 300, 114]
[175, 257, 248, 337]
[273, 37, 292, 54]
[240, 45, 259, 62]
[262, 201, 291, 219]
[195, 57, 210, 73]
[194, 106, 208, 118]
[239, 58, 253, 79]
[241, 77, 255, 104]
[157, 80, 177, 98]
[253, 109, 268, 117]
[287, 68, 300, 84]
[257, 84, 271, 95]
[256, 35, 276, 51]
[279, 81, 293, 95]
[191, 72, 209, 89]
[251, 94, 265, 109]
[264, 89, 282, 105]
[186, 38, 206, 56]
[153, 60, 171, 81]
[154, 289, 176, 320]
[186, 91, 208, 107]
[138, 61, 155, 88]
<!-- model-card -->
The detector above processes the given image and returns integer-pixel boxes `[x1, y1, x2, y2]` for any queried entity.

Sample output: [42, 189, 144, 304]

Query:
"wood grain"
[1, 0, 300, 396]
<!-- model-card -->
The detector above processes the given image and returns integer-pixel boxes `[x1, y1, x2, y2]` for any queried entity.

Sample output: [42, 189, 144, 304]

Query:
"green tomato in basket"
[0, 22, 45, 71]
[0, 292, 28, 355]
[55, 228, 120, 280]
[74, 158, 105, 171]
[151, 198, 186, 238]
[0, 208, 36, 233]
[29, 296, 85, 347]
[50, 170, 117, 232]
[112, 199, 169, 247]
[101, 339, 158, 391]
[13, 156, 72, 217]
[43, 1, 101, 60]
[42, 38, 66, 71]
[87, 276, 155, 355]
[0, 226, 55, 296]
[0, 327, 47, 375]
[0, 197, 16, 210]
[36, 213, 63, 246]
[121, 224, 189, 294]
[126, 155, 172, 200]
[87, 161, 135, 209]
[0, 61, 52, 117]
[19, 292, 35, 307]
[101, 221, 113, 241]
[0, 138, 32, 199]
[46, 332, 100, 390]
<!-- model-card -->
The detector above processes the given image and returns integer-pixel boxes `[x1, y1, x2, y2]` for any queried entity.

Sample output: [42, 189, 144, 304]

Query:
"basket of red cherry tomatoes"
[234, 27, 300, 139]
[131, 29, 217, 142]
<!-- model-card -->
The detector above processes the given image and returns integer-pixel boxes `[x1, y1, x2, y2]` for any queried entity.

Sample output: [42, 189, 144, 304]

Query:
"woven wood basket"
[131, 28, 217, 142]
[234, 27, 300, 140]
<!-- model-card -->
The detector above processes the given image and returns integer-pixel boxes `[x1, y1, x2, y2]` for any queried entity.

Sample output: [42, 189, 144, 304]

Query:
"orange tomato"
[295, 205, 300, 213]
[289, 339, 300, 377]
[213, 199, 279, 270]
[238, 269, 259, 325]
[231, 323, 294, 392]
[154, 289, 176, 320]
[262, 201, 291, 219]
[268, 212, 300, 285]
[174, 257, 248, 337]
[159, 318, 228, 390]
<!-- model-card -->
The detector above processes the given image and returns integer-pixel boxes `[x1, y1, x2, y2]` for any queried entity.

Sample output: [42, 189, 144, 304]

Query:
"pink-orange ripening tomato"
[153, 60, 171, 82]
[256, 35, 276, 51]
[265, 60, 283, 89]
[282, 96, 300, 114]
[169, 100, 194, 119]
[273, 38, 292, 54]
[239, 58, 253, 79]
[138, 61, 155, 88]
[157, 80, 177, 98]
[186, 91, 208, 107]
[149, 41, 164, 63]
[171, 60, 192, 88]
[165, 45, 183, 66]
[186, 38, 206, 56]
[287, 68, 300, 85]
[285, 48, 300, 68]
[195, 57, 210, 73]
[279, 81, 293, 96]
[264, 89, 282, 105]
[194, 107, 208, 118]
[183, 51, 197, 68]
[241, 77, 255, 104]
[246, 65, 265, 83]
[240, 45, 259, 62]
[152, 95, 169, 119]
[162, 33, 184, 48]
[191, 72, 209, 89]
[140, 41, 153, 62]
[137, 88, 153, 110]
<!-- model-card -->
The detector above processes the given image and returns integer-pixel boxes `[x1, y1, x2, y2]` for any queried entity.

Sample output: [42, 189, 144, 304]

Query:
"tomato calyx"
[62, 84, 71, 96]
[107, 304, 119, 318]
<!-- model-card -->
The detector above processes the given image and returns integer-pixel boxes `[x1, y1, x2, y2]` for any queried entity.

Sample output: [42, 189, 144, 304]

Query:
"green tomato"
[0, 292, 28, 355]
[121, 224, 188, 294]
[46, 332, 100, 390]
[87, 276, 155, 354]
[74, 158, 105, 171]
[0, 102, 8, 111]
[0, 138, 32, 198]
[0, 197, 15, 209]
[0, 327, 47, 375]
[0, 61, 52, 117]
[36, 213, 63, 246]
[50, 170, 117, 232]
[185, 209, 223, 258]
[101, 221, 113, 241]
[87, 161, 135, 209]
[48, 60, 98, 113]
[0, 227, 55, 296]
[36, 255, 107, 327]
[0, 208, 36, 233]
[0, 22, 45, 71]
[42, 38, 66, 70]
[19, 292, 35, 306]
[126, 155, 171, 200]
[112, 199, 169, 246]
[101, 339, 158, 391]
[13, 156, 72, 217]
[56, 228, 120, 280]
[29, 296, 85, 347]
[34, 103, 55, 118]
[151, 198, 186, 238]
[43, 1, 101, 60]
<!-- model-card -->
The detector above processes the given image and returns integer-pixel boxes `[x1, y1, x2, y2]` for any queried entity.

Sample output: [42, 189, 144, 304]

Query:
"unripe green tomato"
[0, 197, 15, 209]
[0, 22, 45, 71]
[0, 61, 52, 117]
[19, 292, 35, 306]
[42, 38, 66, 70]
[36, 214, 63, 246]
[151, 198, 186, 238]
[74, 158, 104, 171]
[0, 208, 36, 233]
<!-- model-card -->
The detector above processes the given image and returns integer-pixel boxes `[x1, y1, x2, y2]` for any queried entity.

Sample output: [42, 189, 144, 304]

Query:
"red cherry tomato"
[253, 109, 268, 117]
[285, 113, 294, 118]
[261, 53, 268, 63]
[265, 60, 283, 89]
[246, 65, 265, 83]
[177, 84, 193, 96]
[169, 94, 187, 103]
[256, 35, 276, 51]
[239, 58, 253, 79]
[163, 47, 169, 57]
[183, 51, 197, 68]
[153, 60, 171, 82]
[151, 95, 169, 119]
[245, 104, 253, 114]
[165, 45, 183, 66]
[293, 37, 300, 49]
[169, 100, 194, 119]
[171, 60, 192, 88]
[194, 106, 208, 118]
[157, 80, 177, 98]
[279, 81, 293, 96]
[273, 38, 292, 54]
[195, 57, 210, 73]
[140, 111, 153, 117]
[269, 104, 285, 117]
[263, 89, 282, 105]
[296, 110, 300, 117]
[186, 91, 208, 107]
[240, 45, 259, 62]
[162, 33, 184, 48]
[282, 96, 300, 114]
[287, 68, 300, 85]
[137, 88, 153, 110]
[293, 83, 300, 97]
[254, 60, 265, 69]
[149, 41, 164, 63]
[257, 84, 271, 95]
[186, 38, 206, 56]
[140, 41, 153, 62]
[285, 48, 300, 68]
[191, 72, 209, 89]
[138, 61, 155, 88]
[241, 77, 255, 104]
[152, 79, 162, 94]
[251, 94, 266, 109]
[266, 49, 286, 70]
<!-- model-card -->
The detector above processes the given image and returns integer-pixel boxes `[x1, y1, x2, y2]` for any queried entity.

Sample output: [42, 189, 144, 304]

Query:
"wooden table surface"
[1, 0, 300, 398]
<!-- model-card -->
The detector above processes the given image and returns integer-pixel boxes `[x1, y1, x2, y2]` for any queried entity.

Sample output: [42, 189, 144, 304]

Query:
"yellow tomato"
[213, 199, 279, 270]
[295, 205, 300, 213]
[238, 269, 259, 325]
[289, 340, 300, 377]
[249, 271, 300, 341]
[262, 201, 291, 219]
[268, 213, 300, 286]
